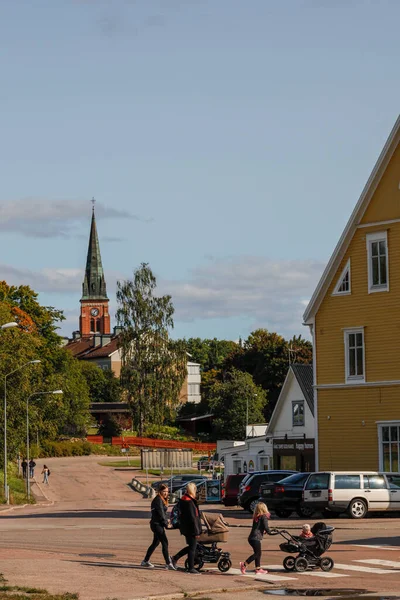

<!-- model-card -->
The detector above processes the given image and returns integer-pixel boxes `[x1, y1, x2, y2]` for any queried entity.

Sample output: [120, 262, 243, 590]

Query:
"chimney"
[93, 334, 102, 347]
[72, 331, 81, 341]
[113, 325, 123, 337]
[101, 334, 112, 347]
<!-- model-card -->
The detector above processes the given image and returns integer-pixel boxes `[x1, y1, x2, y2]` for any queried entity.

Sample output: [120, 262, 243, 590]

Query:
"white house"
[267, 364, 315, 472]
[218, 364, 315, 476]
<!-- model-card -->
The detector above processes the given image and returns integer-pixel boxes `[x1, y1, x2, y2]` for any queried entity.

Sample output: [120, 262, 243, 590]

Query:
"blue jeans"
[43, 472, 49, 484]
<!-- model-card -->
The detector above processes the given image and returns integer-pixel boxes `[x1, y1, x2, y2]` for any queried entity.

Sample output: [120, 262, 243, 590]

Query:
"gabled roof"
[291, 363, 314, 415]
[65, 336, 119, 359]
[267, 364, 314, 434]
[303, 115, 400, 324]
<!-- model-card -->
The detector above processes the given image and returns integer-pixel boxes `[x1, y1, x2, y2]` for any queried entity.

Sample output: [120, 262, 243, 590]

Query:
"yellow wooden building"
[304, 115, 400, 471]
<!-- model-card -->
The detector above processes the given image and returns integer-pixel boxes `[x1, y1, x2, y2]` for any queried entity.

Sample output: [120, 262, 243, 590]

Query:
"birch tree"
[116, 264, 187, 435]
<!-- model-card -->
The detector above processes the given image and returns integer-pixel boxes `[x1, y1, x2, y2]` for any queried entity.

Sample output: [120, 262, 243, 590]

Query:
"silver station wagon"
[302, 471, 400, 519]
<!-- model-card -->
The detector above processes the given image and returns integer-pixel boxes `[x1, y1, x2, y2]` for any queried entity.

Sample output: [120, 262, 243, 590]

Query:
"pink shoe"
[255, 568, 268, 574]
[240, 562, 247, 574]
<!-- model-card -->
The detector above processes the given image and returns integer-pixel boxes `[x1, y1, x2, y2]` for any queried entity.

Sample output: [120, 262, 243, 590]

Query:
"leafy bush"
[98, 415, 122, 438]
[34, 439, 122, 458]
[143, 424, 192, 441]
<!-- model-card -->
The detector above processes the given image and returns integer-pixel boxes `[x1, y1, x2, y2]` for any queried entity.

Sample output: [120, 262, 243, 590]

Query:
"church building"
[66, 202, 201, 403]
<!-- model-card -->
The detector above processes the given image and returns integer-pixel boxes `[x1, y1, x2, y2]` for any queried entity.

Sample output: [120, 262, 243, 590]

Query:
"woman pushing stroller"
[240, 502, 277, 575]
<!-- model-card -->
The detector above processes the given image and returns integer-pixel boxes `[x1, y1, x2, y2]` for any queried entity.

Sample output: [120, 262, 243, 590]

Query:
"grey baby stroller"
[186, 512, 232, 572]
[277, 522, 335, 572]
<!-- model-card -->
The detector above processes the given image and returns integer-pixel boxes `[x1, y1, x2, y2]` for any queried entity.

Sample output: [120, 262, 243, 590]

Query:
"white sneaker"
[141, 560, 154, 568]
[166, 562, 177, 570]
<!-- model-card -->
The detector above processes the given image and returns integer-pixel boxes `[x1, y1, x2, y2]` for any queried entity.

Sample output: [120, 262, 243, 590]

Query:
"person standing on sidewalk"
[171, 482, 202, 574]
[29, 459, 36, 479]
[141, 484, 176, 570]
[21, 458, 28, 479]
[240, 502, 276, 575]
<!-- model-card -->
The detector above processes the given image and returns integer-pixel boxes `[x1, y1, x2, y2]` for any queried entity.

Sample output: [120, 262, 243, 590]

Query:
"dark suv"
[238, 470, 297, 512]
[259, 472, 313, 518]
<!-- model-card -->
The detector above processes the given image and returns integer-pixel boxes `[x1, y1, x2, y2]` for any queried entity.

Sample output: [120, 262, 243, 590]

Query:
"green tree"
[116, 263, 187, 435]
[208, 369, 267, 440]
[79, 362, 121, 403]
[98, 415, 122, 437]
[224, 329, 312, 419]
[0, 282, 65, 347]
[181, 338, 237, 372]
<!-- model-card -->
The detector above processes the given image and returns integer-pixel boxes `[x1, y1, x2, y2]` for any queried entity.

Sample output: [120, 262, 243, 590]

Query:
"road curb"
[131, 584, 262, 600]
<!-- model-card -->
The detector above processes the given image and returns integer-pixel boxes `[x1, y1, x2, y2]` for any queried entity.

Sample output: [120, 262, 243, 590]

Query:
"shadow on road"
[0, 509, 150, 520]
[341, 536, 400, 546]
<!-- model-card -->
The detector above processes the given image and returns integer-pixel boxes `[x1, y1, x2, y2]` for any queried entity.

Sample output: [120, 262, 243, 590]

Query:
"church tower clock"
[79, 200, 110, 336]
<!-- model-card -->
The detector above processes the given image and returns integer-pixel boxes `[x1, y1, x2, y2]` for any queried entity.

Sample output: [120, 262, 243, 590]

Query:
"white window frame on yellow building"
[377, 421, 400, 472]
[332, 259, 351, 296]
[366, 230, 389, 293]
[344, 327, 365, 384]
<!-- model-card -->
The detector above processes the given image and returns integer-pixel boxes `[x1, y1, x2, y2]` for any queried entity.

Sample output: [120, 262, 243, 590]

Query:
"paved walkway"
[1, 456, 400, 600]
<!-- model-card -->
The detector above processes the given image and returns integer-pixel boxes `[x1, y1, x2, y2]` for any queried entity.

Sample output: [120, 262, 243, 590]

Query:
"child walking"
[240, 502, 273, 575]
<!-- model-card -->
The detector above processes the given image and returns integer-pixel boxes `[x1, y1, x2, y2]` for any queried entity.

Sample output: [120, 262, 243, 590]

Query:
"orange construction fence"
[86, 434, 216, 452]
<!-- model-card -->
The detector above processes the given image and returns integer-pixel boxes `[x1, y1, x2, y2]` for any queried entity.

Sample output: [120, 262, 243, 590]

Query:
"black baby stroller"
[276, 522, 335, 572]
[186, 512, 232, 572]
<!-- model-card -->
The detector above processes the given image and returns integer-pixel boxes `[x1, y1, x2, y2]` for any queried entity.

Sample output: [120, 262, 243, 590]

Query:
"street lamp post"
[4, 360, 41, 503]
[26, 390, 63, 499]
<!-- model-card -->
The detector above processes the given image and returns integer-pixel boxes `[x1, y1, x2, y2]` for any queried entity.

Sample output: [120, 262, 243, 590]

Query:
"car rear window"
[306, 473, 330, 490]
[277, 473, 309, 485]
[334, 474, 361, 489]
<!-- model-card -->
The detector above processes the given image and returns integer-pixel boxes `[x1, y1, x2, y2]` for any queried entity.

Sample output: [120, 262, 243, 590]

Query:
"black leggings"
[144, 524, 170, 564]
[245, 539, 262, 568]
[173, 535, 197, 570]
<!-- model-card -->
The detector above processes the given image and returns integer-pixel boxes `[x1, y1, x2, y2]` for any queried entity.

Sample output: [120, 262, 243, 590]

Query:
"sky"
[0, 0, 399, 340]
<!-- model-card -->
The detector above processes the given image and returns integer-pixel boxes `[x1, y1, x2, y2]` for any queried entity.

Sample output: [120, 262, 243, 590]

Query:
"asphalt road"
[1, 456, 400, 600]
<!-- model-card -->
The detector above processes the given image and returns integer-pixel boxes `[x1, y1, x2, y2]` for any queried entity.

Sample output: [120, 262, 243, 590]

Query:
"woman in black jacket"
[171, 482, 202, 574]
[240, 502, 274, 574]
[141, 484, 176, 569]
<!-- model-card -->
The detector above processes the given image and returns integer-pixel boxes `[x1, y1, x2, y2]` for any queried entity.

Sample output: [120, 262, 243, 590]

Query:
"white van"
[302, 471, 400, 519]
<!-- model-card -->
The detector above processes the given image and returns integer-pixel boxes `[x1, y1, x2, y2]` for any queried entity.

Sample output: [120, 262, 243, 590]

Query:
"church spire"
[81, 199, 108, 300]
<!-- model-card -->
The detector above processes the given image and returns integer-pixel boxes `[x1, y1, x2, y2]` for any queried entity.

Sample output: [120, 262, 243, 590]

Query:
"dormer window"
[367, 231, 389, 293]
[332, 259, 351, 296]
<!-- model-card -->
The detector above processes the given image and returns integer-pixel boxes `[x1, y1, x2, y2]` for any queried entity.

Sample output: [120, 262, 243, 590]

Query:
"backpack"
[170, 502, 181, 530]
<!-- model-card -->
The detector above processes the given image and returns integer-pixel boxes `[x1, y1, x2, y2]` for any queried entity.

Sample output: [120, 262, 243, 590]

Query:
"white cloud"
[0, 198, 153, 238]
[0, 256, 325, 339]
[161, 256, 325, 336]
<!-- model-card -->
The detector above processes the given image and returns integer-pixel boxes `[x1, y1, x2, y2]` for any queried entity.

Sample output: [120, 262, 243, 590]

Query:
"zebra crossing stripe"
[334, 563, 395, 574]
[262, 564, 346, 578]
[352, 544, 400, 551]
[227, 567, 294, 581]
[355, 559, 400, 569]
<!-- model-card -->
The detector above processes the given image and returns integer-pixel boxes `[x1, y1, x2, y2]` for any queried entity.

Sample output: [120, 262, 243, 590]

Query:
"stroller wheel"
[283, 556, 295, 571]
[294, 556, 309, 572]
[185, 558, 204, 571]
[320, 557, 334, 572]
[218, 558, 232, 572]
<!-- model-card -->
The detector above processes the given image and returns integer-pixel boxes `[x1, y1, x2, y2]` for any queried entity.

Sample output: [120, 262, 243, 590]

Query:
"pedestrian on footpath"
[141, 484, 176, 570]
[171, 482, 202, 574]
[29, 459, 36, 479]
[42, 465, 50, 485]
[240, 502, 275, 575]
[21, 458, 28, 479]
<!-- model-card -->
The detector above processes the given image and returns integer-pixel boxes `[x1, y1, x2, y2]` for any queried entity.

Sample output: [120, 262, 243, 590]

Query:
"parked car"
[259, 472, 313, 518]
[238, 470, 297, 512]
[302, 471, 400, 519]
[238, 471, 271, 496]
[222, 474, 246, 506]
[151, 474, 207, 493]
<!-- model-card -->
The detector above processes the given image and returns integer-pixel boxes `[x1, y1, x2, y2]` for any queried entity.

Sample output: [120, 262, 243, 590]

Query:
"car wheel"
[275, 509, 292, 519]
[320, 557, 334, 572]
[296, 504, 314, 518]
[347, 498, 367, 519]
[294, 556, 309, 572]
[247, 499, 258, 513]
[283, 556, 295, 571]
